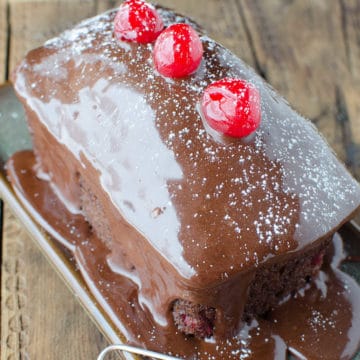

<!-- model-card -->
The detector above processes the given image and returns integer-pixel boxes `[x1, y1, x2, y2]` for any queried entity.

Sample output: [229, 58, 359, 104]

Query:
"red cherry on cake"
[154, 23, 203, 78]
[201, 78, 261, 138]
[114, 0, 164, 44]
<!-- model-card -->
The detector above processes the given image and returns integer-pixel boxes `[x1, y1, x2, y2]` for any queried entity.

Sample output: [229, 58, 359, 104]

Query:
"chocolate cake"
[10, 0, 360, 346]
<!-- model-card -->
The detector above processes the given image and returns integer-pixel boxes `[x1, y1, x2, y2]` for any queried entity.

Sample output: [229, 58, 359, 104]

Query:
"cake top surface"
[13, 7, 360, 284]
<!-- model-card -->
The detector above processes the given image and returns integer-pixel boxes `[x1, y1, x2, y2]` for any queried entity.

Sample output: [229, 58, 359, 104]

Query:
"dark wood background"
[1, 0, 359, 359]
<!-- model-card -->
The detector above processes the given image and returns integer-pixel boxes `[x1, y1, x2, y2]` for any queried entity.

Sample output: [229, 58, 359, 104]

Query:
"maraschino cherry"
[201, 78, 261, 138]
[154, 23, 203, 78]
[114, 0, 164, 44]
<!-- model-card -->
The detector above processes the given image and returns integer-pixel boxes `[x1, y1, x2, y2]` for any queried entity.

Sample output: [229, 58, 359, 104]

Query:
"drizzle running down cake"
[9, 1, 360, 358]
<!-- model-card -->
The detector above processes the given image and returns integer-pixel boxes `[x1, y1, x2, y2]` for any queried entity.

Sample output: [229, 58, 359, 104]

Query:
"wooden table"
[1, 0, 359, 359]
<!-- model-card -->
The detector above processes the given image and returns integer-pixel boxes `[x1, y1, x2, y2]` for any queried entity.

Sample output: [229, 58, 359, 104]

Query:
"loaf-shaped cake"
[11, 0, 360, 345]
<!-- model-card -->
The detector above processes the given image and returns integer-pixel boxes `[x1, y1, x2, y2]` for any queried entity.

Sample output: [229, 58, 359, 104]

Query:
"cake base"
[6, 150, 360, 360]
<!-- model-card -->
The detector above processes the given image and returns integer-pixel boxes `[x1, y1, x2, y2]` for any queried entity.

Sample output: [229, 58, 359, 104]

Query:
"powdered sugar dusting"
[14, 7, 360, 282]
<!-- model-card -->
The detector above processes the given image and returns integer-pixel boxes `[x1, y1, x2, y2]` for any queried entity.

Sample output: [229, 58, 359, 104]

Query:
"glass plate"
[0, 83, 359, 360]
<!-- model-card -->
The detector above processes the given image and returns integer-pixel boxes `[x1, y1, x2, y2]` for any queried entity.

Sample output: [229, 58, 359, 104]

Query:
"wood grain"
[0, 0, 7, 82]
[1, 208, 29, 359]
[1, 0, 360, 359]
[339, 0, 360, 171]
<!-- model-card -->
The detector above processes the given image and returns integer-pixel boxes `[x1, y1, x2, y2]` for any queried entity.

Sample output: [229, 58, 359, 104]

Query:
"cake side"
[11, 6, 360, 339]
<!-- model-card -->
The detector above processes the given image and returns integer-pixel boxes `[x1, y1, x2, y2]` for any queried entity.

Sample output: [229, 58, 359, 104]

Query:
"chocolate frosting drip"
[6, 151, 360, 359]
[12, 7, 360, 280]
[11, 5, 360, 344]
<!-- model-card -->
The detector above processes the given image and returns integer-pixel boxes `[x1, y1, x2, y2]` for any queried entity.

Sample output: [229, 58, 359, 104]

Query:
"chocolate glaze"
[10, 4, 360, 348]
[6, 150, 360, 359]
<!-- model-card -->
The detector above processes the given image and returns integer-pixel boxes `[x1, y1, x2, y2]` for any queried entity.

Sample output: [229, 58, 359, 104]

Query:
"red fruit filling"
[172, 300, 216, 338]
[114, 0, 164, 44]
[311, 250, 325, 273]
[153, 23, 203, 78]
[201, 78, 261, 138]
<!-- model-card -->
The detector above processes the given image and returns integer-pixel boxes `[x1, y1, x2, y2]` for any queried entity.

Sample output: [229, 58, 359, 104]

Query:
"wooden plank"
[340, 0, 360, 80]
[1, 209, 26, 359]
[96, 0, 117, 13]
[239, 0, 360, 175]
[0, 0, 7, 82]
[339, 0, 360, 178]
